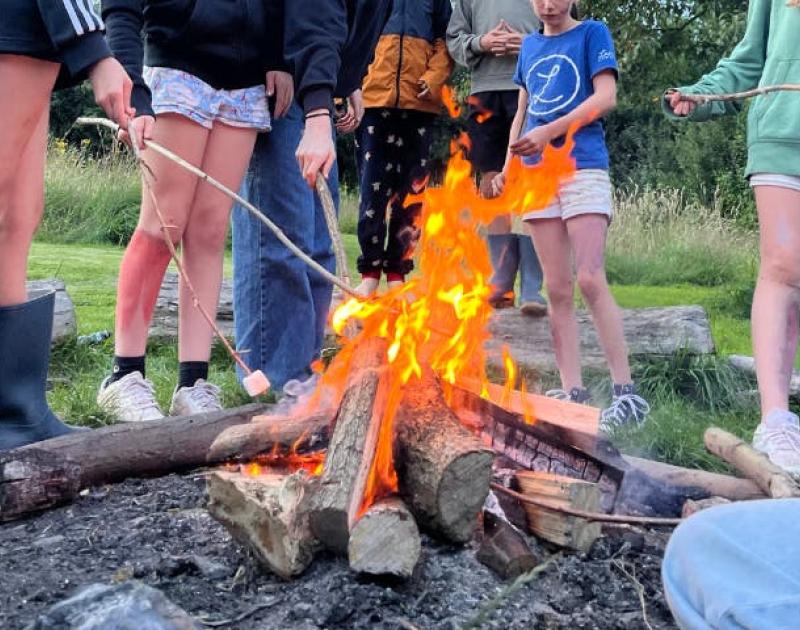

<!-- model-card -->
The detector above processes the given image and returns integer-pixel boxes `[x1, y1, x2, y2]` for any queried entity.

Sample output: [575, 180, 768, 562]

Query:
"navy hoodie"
[101, 0, 390, 117]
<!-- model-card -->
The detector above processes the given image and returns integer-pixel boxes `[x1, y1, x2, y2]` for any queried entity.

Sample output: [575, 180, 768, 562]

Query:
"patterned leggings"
[354, 108, 436, 275]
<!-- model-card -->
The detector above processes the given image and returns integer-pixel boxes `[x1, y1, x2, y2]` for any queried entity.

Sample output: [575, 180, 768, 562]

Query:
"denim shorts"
[143, 66, 270, 131]
[524, 169, 613, 221]
[750, 173, 800, 193]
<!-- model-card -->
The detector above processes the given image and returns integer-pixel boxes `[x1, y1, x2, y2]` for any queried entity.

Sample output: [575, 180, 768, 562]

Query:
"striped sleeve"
[37, 0, 111, 77]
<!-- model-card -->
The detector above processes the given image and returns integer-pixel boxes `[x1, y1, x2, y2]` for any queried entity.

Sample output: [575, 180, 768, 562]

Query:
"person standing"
[353, 0, 454, 297]
[232, 1, 391, 396]
[447, 0, 547, 316]
[1, 1, 131, 450]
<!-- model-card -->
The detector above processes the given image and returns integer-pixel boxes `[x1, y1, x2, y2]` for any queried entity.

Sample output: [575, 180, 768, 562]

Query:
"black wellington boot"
[0, 291, 77, 451]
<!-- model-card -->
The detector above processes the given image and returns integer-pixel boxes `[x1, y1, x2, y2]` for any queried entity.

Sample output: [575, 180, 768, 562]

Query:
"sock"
[109, 355, 145, 384]
[178, 361, 209, 389]
[386, 272, 405, 283]
[613, 383, 636, 398]
[361, 270, 381, 281]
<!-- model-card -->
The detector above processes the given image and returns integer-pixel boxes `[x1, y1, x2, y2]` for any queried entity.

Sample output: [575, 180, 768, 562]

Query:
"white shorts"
[523, 169, 613, 222]
[750, 173, 800, 193]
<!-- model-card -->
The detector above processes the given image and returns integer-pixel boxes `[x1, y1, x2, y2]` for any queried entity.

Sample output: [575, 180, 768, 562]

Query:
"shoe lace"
[117, 376, 161, 413]
[601, 394, 651, 429]
[185, 381, 222, 410]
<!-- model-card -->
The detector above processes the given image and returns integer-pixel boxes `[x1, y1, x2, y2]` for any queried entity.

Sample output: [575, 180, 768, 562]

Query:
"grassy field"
[30, 146, 765, 471]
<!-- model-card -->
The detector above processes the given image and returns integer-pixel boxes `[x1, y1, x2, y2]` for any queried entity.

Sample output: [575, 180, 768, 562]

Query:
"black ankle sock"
[178, 361, 209, 389]
[110, 355, 146, 384]
[613, 383, 636, 397]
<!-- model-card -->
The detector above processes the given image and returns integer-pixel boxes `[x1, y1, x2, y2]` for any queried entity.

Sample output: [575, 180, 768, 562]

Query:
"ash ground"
[1, 474, 676, 629]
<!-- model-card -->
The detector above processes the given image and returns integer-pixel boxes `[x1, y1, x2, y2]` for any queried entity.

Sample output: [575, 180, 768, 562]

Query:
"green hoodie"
[662, 0, 800, 177]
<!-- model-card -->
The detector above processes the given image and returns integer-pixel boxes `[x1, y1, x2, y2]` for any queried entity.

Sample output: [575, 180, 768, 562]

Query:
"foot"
[546, 387, 592, 404]
[169, 379, 223, 416]
[601, 385, 650, 432]
[354, 276, 380, 298]
[519, 300, 547, 317]
[489, 291, 515, 309]
[387, 280, 404, 291]
[97, 371, 165, 423]
[753, 409, 800, 476]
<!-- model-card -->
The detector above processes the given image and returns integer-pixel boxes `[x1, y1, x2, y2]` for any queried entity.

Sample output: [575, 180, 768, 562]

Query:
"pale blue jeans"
[662, 499, 800, 629]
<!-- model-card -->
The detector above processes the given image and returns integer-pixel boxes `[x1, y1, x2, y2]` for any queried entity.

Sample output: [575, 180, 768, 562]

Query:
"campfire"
[204, 124, 603, 579]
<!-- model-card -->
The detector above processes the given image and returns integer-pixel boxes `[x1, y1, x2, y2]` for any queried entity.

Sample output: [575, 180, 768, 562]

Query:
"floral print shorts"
[143, 66, 270, 131]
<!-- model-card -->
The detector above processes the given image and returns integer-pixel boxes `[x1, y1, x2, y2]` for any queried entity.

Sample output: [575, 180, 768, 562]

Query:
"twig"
[462, 554, 561, 629]
[315, 176, 351, 287]
[392, 618, 421, 630]
[491, 484, 682, 527]
[668, 84, 800, 104]
[195, 597, 278, 627]
[76, 117, 359, 299]
[612, 559, 653, 630]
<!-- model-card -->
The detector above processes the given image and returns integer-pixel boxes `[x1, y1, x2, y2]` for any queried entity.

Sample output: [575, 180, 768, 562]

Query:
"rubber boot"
[0, 292, 78, 451]
[487, 233, 519, 308]
[517, 233, 548, 316]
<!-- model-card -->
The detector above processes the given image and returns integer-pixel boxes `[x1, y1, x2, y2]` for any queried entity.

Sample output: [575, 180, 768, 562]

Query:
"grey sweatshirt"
[446, 0, 540, 94]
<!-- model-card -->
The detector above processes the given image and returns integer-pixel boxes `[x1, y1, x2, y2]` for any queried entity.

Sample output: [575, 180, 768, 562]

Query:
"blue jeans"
[662, 499, 800, 629]
[231, 102, 339, 391]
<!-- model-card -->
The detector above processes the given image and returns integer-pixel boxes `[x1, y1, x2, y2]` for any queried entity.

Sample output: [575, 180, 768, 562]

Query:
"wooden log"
[207, 470, 319, 579]
[307, 338, 389, 552]
[516, 471, 601, 552]
[704, 427, 800, 499]
[394, 368, 494, 543]
[347, 497, 421, 578]
[0, 404, 333, 522]
[622, 455, 765, 501]
[476, 511, 539, 580]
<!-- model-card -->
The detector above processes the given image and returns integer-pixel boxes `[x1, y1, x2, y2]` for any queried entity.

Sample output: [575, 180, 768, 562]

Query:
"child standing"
[0, 2, 131, 450]
[354, 0, 454, 296]
[665, 0, 800, 473]
[494, 0, 649, 431]
[97, 0, 345, 422]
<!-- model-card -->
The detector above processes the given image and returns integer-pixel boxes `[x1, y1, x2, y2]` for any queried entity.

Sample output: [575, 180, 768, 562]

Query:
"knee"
[183, 210, 229, 253]
[0, 204, 39, 243]
[761, 249, 800, 289]
[576, 267, 607, 305]
[546, 278, 574, 309]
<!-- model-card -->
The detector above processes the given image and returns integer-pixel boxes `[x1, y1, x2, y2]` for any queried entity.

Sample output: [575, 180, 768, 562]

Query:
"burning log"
[348, 497, 421, 578]
[704, 427, 800, 499]
[307, 338, 390, 552]
[394, 368, 495, 543]
[516, 471, 601, 552]
[0, 404, 330, 522]
[207, 470, 319, 579]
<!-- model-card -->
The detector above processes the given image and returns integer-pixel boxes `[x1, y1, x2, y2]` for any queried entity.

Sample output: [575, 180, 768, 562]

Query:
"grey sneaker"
[601, 384, 650, 432]
[546, 387, 592, 404]
[753, 409, 800, 476]
[97, 371, 164, 423]
[169, 379, 223, 416]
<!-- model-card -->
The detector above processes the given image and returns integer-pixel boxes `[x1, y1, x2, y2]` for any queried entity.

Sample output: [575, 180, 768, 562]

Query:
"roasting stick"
[77, 117, 359, 300]
[667, 83, 800, 104]
[315, 176, 352, 288]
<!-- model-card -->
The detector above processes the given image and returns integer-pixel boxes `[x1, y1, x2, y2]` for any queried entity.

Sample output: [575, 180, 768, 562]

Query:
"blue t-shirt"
[513, 20, 618, 169]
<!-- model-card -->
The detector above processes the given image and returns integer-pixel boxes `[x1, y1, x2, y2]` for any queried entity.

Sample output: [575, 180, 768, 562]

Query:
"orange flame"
[466, 96, 493, 123]
[304, 87, 578, 514]
[441, 85, 462, 118]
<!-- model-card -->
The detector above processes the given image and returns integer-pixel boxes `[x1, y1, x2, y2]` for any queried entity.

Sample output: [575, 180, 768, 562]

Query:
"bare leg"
[178, 123, 257, 362]
[566, 214, 632, 385]
[114, 115, 209, 357]
[0, 55, 59, 306]
[526, 219, 582, 389]
[751, 186, 800, 418]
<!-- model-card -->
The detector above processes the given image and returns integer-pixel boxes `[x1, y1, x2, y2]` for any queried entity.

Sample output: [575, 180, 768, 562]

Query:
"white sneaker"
[753, 409, 800, 476]
[169, 379, 223, 416]
[97, 371, 165, 423]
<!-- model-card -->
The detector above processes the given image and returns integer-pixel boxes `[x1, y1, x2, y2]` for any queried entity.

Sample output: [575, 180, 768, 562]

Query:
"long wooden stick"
[76, 117, 359, 299]
[668, 84, 800, 104]
[315, 176, 351, 287]
[491, 483, 682, 527]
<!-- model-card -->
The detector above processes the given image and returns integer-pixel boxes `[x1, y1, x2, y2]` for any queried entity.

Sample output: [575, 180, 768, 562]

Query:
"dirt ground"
[0, 473, 677, 629]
